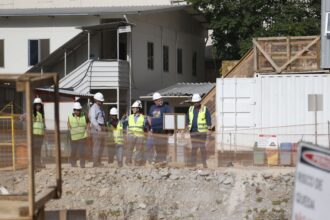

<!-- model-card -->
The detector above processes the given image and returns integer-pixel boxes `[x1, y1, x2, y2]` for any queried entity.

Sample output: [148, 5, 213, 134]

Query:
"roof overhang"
[139, 82, 215, 101]
[79, 21, 133, 31]
[0, 5, 209, 29]
[35, 88, 94, 98]
[140, 95, 191, 100]
[0, 5, 189, 17]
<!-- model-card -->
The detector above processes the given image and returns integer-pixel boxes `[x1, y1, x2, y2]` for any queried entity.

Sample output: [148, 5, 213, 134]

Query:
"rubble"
[0, 166, 295, 220]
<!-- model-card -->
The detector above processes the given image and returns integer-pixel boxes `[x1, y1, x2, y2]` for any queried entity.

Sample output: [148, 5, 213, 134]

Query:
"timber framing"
[0, 73, 62, 220]
[253, 36, 321, 74]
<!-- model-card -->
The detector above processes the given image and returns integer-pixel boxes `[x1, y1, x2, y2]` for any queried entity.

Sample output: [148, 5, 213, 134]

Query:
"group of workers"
[31, 91, 212, 169]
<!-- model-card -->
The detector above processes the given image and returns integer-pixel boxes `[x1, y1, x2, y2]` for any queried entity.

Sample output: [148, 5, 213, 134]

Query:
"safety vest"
[33, 112, 45, 136]
[128, 114, 145, 137]
[108, 122, 124, 145]
[68, 114, 87, 141]
[188, 106, 208, 133]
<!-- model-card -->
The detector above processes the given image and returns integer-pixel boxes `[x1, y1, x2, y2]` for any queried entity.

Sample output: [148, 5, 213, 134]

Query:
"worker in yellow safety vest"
[126, 100, 146, 166]
[32, 97, 46, 168]
[187, 93, 212, 168]
[67, 102, 89, 168]
[107, 107, 124, 167]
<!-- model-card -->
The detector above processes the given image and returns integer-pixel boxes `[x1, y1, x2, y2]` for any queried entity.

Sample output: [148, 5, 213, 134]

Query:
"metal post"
[328, 121, 330, 149]
[64, 50, 67, 76]
[174, 115, 177, 162]
[117, 29, 120, 61]
[11, 104, 15, 171]
[315, 95, 318, 146]
[129, 31, 132, 114]
[117, 87, 120, 117]
[87, 31, 90, 60]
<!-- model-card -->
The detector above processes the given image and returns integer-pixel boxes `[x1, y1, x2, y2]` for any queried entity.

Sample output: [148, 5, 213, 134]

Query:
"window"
[163, 45, 169, 72]
[177, 48, 182, 74]
[28, 39, 50, 66]
[192, 52, 197, 76]
[0, 40, 4, 67]
[147, 42, 154, 70]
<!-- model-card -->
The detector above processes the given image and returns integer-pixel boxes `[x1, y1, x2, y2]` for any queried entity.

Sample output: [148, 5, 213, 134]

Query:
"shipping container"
[216, 74, 330, 151]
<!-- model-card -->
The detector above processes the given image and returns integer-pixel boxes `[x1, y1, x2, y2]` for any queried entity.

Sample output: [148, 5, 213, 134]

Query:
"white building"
[0, 0, 208, 115]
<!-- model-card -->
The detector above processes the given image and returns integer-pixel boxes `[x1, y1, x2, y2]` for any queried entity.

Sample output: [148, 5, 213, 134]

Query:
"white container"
[216, 74, 330, 151]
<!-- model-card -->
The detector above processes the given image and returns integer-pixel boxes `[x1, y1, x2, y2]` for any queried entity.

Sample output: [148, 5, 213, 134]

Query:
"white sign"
[258, 134, 278, 149]
[176, 114, 186, 130]
[292, 142, 330, 220]
[163, 114, 186, 130]
[163, 114, 175, 130]
[308, 94, 323, 112]
[118, 26, 131, 33]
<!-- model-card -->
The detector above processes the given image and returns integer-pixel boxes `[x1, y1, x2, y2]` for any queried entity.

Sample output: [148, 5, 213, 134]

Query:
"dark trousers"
[108, 143, 123, 166]
[91, 129, 106, 165]
[33, 135, 44, 167]
[70, 138, 86, 167]
[153, 130, 168, 163]
[190, 132, 207, 166]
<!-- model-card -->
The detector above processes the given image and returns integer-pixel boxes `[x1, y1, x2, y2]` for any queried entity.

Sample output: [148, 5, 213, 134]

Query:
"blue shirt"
[189, 106, 212, 132]
[148, 104, 171, 131]
[88, 103, 105, 131]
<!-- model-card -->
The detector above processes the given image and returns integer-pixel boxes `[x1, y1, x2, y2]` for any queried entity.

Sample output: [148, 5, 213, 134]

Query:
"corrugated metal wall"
[216, 74, 330, 151]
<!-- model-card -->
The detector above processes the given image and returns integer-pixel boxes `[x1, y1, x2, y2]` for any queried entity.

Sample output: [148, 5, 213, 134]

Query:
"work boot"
[93, 162, 104, 167]
[118, 161, 123, 168]
[125, 159, 132, 166]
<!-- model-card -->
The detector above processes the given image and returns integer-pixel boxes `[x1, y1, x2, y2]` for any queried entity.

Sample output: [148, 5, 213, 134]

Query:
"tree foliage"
[188, 0, 321, 60]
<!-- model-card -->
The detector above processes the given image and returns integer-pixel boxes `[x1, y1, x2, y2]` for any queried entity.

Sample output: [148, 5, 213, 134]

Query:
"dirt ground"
[0, 164, 295, 220]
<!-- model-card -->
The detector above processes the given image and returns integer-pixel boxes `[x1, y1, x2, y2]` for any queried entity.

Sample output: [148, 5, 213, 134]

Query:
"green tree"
[188, 0, 321, 60]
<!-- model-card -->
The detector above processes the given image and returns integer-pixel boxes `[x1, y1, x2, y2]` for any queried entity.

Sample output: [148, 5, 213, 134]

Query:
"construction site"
[1, 35, 329, 220]
[0, 0, 330, 220]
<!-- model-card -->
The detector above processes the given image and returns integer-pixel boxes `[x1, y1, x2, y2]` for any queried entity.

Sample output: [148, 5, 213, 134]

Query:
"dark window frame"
[163, 45, 169, 72]
[192, 51, 197, 76]
[177, 48, 182, 74]
[28, 39, 50, 66]
[0, 39, 4, 68]
[147, 42, 154, 70]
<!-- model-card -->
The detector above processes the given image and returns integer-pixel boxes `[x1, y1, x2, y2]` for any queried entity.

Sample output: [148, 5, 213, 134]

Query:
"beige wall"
[129, 10, 207, 98]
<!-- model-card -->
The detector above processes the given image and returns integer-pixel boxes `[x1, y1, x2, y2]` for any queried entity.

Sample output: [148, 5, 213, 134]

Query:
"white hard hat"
[33, 97, 42, 104]
[131, 100, 142, 108]
[73, 102, 82, 110]
[94, 92, 104, 102]
[191, 93, 202, 103]
[110, 107, 118, 115]
[152, 92, 162, 101]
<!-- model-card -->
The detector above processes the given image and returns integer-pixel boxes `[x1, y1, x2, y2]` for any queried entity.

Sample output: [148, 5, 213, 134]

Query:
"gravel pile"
[0, 165, 294, 220]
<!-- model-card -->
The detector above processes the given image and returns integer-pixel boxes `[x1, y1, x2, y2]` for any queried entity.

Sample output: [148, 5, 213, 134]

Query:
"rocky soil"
[0, 165, 295, 220]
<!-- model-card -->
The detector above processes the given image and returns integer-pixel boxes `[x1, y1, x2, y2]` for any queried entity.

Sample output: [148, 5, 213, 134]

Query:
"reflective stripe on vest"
[109, 122, 124, 145]
[33, 112, 45, 136]
[188, 106, 208, 133]
[68, 114, 87, 141]
[128, 114, 144, 136]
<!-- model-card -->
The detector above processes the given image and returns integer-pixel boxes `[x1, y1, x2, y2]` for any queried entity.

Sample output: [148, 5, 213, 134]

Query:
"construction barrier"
[0, 103, 16, 170]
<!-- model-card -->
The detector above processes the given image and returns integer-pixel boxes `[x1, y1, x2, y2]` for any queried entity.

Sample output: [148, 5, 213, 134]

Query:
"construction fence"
[1, 117, 329, 171]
